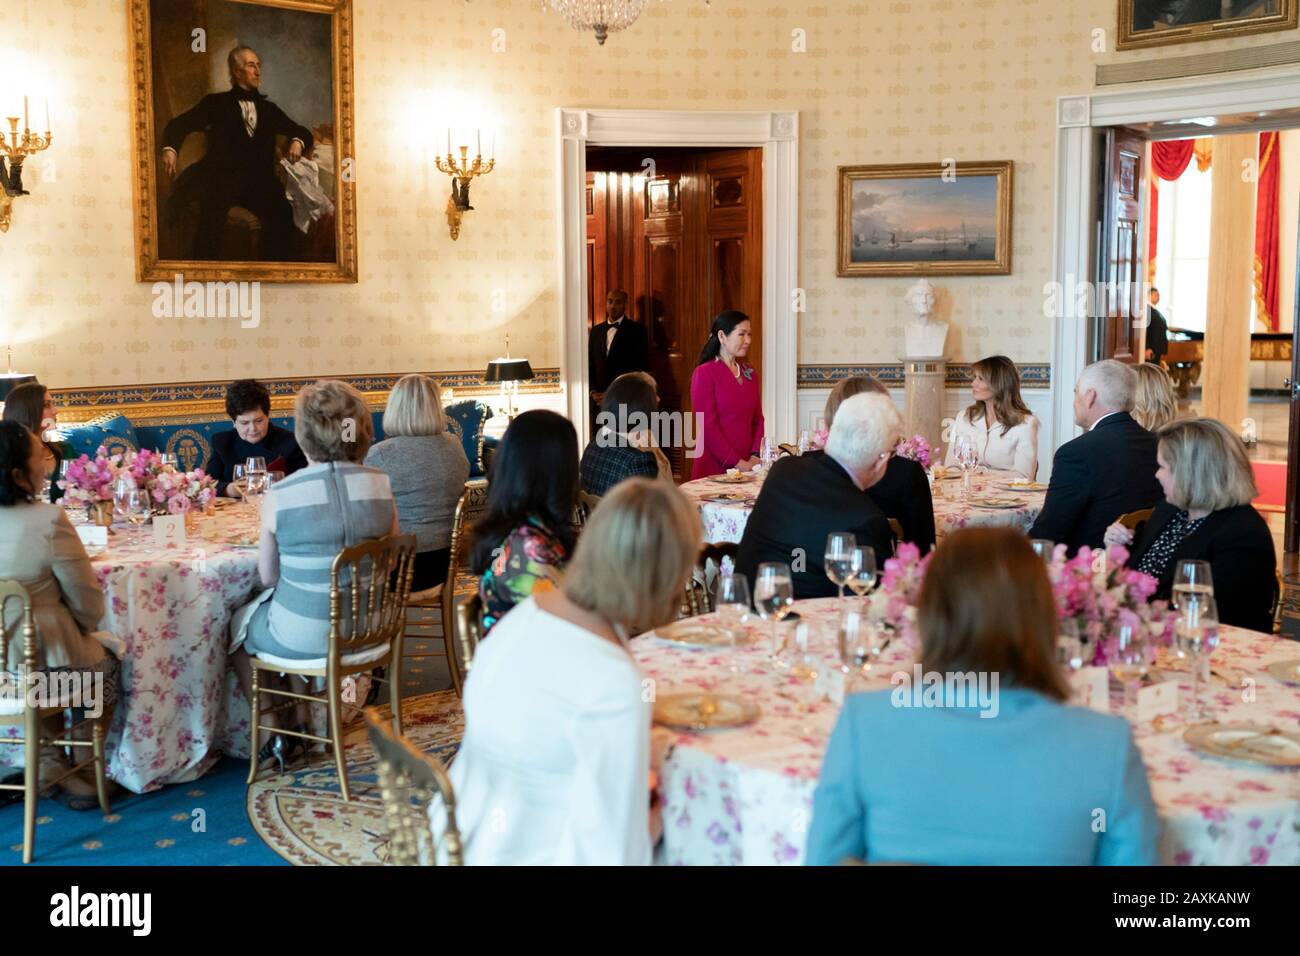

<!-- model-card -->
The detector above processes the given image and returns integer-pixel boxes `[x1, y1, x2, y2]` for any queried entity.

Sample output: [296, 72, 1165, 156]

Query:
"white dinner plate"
[653, 621, 740, 648]
[1266, 659, 1300, 686]
[1183, 722, 1300, 768]
[653, 693, 760, 731]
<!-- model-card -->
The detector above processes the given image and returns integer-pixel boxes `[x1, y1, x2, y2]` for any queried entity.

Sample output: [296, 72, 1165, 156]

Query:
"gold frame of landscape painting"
[1117, 0, 1298, 51]
[128, 0, 357, 283]
[836, 161, 1013, 278]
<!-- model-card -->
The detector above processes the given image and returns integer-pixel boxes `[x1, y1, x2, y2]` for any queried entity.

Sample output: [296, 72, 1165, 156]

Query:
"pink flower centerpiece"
[894, 434, 932, 470]
[865, 542, 932, 650]
[58, 446, 123, 507]
[148, 464, 218, 514]
[58, 447, 216, 514]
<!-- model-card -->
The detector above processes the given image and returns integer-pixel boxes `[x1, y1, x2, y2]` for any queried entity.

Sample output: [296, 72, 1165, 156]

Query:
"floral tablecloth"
[634, 598, 1300, 866]
[84, 504, 261, 792]
[679, 467, 1045, 545]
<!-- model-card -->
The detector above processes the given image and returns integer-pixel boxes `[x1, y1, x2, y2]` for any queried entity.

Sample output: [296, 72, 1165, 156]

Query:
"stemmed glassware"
[837, 605, 882, 687]
[113, 476, 136, 527]
[955, 439, 978, 500]
[125, 488, 152, 541]
[823, 532, 855, 608]
[1110, 623, 1148, 709]
[758, 437, 778, 471]
[714, 573, 752, 675]
[797, 430, 813, 454]
[845, 546, 877, 609]
[1030, 539, 1055, 561]
[1172, 560, 1214, 611]
[753, 562, 794, 668]
[1057, 618, 1085, 673]
[1175, 591, 1219, 721]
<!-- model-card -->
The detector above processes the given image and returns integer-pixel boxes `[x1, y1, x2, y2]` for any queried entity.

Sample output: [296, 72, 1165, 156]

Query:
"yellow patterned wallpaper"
[0, 0, 1296, 390]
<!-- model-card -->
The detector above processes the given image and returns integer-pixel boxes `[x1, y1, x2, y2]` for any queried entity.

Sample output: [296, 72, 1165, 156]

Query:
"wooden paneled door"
[1095, 128, 1145, 362]
[587, 147, 764, 479]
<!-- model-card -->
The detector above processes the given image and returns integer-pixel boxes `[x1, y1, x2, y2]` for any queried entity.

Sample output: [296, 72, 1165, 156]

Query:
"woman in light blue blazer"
[806, 527, 1161, 866]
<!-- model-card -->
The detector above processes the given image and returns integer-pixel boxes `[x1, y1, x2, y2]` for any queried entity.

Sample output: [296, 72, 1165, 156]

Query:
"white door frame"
[556, 108, 800, 441]
[1052, 66, 1300, 452]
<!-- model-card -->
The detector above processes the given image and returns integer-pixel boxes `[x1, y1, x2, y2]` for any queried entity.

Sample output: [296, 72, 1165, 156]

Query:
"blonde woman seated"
[432, 478, 700, 865]
[1103, 418, 1275, 632]
[806, 528, 1160, 865]
[943, 355, 1039, 479]
[1131, 363, 1178, 432]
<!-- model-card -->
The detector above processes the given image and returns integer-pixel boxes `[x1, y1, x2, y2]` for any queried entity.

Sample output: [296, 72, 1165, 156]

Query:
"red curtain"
[1147, 139, 1199, 283]
[1255, 132, 1281, 332]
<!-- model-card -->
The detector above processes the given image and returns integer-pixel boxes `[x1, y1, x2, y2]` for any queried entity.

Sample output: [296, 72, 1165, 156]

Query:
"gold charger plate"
[653, 693, 760, 731]
[1183, 723, 1300, 768]
[1266, 659, 1300, 686]
[653, 621, 738, 648]
[998, 480, 1047, 492]
[972, 497, 1021, 509]
[714, 473, 752, 484]
[705, 493, 749, 503]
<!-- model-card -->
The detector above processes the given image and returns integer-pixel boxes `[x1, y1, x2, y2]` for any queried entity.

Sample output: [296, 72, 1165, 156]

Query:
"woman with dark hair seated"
[470, 410, 579, 634]
[580, 371, 671, 495]
[824, 376, 935, 553]
[1104, 417, 1276, 632]
[1, 381, 70, 503]
[0, 421, 120, 809]
[807, 528, 1159, 865]
[208, 378, 307, 497]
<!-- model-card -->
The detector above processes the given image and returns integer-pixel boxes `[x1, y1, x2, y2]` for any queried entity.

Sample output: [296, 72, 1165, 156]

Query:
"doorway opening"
[584, 145, 764, 480]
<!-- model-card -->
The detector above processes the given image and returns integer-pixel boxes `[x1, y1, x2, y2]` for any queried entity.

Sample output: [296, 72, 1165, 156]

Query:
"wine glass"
[1175, 592, 1219, 721]
[113, 476, 136, 526]
[231, 463, 247, 499]
[797, 430, 812, 454]
[758, 437, 778, 471]
[245, 456, 267, 476]
[1172, 560, 1214, 611]
[823, 532, 856, 607]
[126, 488, 151, 538]
[714, 574, 752, 674]
[160, 453, 179, 469]
[955, 438, 978, 499]
[1030, 539, 1055, 561]
[753, 562, 794, 667]
[845, 546, 877, 609]
[1057, 618, 1085, 673]
[1110, 623, 1147, 709]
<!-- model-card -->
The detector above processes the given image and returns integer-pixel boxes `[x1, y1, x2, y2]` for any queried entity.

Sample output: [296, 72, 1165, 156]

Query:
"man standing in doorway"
[1145, 286, 1169, 366]
[588, 289, 650, 422]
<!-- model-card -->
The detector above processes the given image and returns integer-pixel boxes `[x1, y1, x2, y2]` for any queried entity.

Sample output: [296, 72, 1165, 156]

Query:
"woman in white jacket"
[944, 355, 1039, 480]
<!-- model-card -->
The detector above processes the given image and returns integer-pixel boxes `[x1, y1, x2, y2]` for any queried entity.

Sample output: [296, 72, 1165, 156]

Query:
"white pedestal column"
[903, 356, 947, 454]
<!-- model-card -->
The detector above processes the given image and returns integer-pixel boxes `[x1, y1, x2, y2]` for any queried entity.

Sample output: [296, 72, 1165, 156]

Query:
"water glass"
[1172, 560, 1214, 611]
[797, 430, 812, 454]
[838, 605, 880, 686]
[1110, 623, 1147, 709]
[1176, 592, 1218, 721]
[823, 532, 856, 606]
[1030, 539, 1055, 561]
[714, 574, 752, 673]
[113, 476, 136, 524]
[160, 453, 179, 469]
[759, 437, 778, 470]
[1057, 618, 1084, 673]
[753, 562, 794, 667]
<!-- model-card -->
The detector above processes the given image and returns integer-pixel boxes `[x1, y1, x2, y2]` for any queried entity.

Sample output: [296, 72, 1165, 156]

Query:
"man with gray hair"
[736, 393, 899, 599]
[160, 45, 313, 261]
[1029, 360, 1161, 553]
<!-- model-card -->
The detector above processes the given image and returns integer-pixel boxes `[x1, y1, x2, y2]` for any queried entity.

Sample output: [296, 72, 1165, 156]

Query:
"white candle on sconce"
[23, 95, 29, 131]
[45, 98, 49, 133]
[477, 128, 481, 157]
[447, 128, 451, 156]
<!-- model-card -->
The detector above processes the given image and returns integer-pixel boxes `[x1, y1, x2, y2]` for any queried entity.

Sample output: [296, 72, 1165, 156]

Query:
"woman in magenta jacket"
[689, 310, 765, 480]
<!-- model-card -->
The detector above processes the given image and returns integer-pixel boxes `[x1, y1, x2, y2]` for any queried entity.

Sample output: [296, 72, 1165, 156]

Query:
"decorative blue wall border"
[796, 363, 1051, 389]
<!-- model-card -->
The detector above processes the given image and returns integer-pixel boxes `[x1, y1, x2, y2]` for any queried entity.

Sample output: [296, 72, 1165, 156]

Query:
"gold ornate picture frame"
[837, 161, 1013, 278]
[128, 0, 357, 283]
[1118, 0, 1298, 51]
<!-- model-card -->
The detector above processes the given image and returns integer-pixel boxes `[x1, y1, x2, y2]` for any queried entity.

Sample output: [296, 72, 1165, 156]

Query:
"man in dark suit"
[588, 289, 650, 412]
[161, 45, 313, 261]
[1145, 287, 1169, 365]
[1029, 360, 1162, 554]
[736, 393, 900, 599]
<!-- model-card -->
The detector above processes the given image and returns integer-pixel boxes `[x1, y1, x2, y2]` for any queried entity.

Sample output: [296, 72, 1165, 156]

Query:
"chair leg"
[446, 631, 464, 699]
[329, 682, 350, 803]
[93, 720, 111, 815]
[246, 665, 262, 786]
[388, 659, 404, 738]
[23, 710, 38, 864]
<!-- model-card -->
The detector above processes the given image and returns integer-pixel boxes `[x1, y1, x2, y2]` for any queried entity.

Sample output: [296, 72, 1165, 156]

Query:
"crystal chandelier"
[545, 0, 652, 45]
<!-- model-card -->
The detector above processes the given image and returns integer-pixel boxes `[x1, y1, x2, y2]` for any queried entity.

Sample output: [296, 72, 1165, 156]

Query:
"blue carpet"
[1, 756, 286, 866]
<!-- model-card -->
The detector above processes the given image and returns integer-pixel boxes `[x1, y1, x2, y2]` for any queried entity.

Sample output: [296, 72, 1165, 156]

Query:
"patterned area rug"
[247, 690, 464, 866]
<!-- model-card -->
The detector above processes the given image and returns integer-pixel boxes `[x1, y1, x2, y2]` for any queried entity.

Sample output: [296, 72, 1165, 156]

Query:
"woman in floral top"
[469, 410, 580, 632]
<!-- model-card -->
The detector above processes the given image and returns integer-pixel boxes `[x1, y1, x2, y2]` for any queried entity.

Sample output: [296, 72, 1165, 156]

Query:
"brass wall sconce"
[1, 97, 53, 234]
[436, 131, 494, 241]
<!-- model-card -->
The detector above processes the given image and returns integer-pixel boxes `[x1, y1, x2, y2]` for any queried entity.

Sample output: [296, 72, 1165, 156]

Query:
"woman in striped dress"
[230, 380, 399, 757]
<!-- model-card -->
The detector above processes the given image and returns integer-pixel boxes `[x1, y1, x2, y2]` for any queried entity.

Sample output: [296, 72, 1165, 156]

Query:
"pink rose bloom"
[167, 494, 192, 515]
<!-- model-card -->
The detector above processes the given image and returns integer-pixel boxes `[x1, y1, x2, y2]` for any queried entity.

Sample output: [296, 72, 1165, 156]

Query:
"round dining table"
[634, 597, 1300, 866]
[680, 465, 1047, 545]
[70, 502, 262, 793]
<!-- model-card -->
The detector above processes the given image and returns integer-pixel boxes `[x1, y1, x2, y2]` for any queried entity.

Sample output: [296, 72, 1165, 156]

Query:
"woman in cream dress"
[944, 355, 1040, 480]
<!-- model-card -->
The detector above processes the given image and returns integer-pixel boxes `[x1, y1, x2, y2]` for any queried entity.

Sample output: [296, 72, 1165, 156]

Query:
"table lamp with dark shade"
[483, 352, 533, 421]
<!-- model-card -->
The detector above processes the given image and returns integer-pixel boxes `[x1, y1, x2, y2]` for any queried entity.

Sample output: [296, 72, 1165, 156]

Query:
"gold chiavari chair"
[887, 518, 905, 554]
[1116, 508, 1154, 534]
[684, 542, 741, 617]
[247, 533, 417, 802]
[363, 708, 463, 866]
[455, 593, 484, 678]
[778, 443, 800, 458]
[0, 580, 112, 864]
[573, 490, 602, 531]
[1273, 568, 1284, 634]
[402, 479, 489, 699]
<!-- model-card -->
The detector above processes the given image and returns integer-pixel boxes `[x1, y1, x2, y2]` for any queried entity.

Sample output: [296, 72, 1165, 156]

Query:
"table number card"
[1071, 667, 1110, 713]
[1137, 680, 1178, 724]
[75, 525, 109, 549]
[153, 514, 187, 549]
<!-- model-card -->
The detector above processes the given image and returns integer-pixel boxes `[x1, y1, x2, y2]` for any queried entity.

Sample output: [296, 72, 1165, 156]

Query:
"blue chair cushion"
[445, 401, 493, 477]
[60, 414, 140, 461]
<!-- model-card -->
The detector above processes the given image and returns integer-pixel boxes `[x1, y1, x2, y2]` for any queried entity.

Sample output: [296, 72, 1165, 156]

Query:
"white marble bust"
[903, 278, 948, 358]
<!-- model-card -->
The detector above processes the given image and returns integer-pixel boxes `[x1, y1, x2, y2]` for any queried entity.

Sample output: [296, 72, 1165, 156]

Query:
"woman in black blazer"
[1105, 418, 1276, 633]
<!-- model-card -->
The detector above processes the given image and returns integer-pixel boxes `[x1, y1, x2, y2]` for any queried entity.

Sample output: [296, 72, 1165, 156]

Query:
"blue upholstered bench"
[59, 400, 497, 478]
